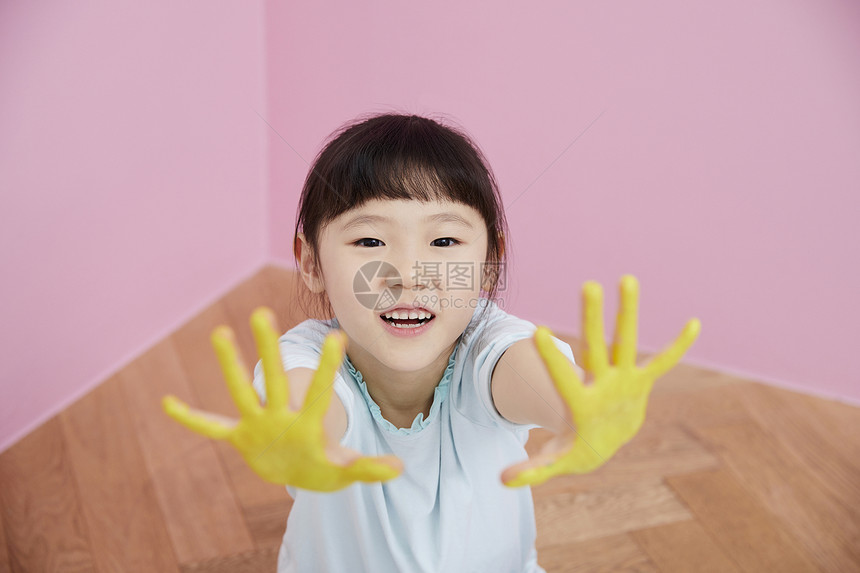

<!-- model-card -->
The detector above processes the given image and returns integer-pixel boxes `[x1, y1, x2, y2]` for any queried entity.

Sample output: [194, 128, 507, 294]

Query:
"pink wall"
[0, 2, 268, 452]
[2, 1, 857, 453]
[266, 1, 860, 403]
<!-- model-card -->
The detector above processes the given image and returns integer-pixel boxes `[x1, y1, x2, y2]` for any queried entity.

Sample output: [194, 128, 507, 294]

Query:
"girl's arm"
[491, 338, 580, 434]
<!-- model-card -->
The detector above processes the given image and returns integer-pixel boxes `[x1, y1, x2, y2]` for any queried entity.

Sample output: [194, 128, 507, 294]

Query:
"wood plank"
[644, 381, 754, 430]
[692, 421, 860, 572]
[0, 419, 96, 572]
[0, 496, 10, 573]
[241, 500, 293, 548]
[528, 423, 719, 497]
[119, 337, 254, 563]
[666, 468, 821, 572]
[179, 546, 279, 573]
[534, 478, 691, 547]
[804, 391, 860, 448]
[537, 533, 657, 573]
[631, 520, 742, 573]
[60, 375, 181, 572]
[730, 383, 860, 512]
[647, 361, 748, 396]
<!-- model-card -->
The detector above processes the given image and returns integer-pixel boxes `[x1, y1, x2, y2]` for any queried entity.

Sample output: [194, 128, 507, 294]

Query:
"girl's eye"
[354, 238, 460, 248]
[353, 238, 384, 247]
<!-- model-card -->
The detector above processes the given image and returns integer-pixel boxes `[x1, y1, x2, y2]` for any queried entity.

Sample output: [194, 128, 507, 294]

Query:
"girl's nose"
[383, 253, 438, 290]
[384, 266, 426, 290]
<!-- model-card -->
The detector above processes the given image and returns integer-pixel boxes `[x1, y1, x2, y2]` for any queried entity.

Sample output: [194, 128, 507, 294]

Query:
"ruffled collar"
[343, 342, 459, 436]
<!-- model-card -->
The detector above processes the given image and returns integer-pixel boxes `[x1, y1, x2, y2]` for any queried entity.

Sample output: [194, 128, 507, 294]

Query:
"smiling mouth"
[380, 315, 435, 328]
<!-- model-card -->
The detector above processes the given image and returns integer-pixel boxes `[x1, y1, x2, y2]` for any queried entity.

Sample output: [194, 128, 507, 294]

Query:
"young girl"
[163, 113, 700, 573]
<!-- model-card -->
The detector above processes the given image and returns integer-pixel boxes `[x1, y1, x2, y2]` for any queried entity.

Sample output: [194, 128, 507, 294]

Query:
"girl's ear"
[481, 232, 506, 292]
[295, 233, 325, 293]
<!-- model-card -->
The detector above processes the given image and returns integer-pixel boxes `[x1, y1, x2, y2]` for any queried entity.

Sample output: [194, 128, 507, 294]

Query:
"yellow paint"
[504, 275, 701, 487]
[162, 307, 401, 492]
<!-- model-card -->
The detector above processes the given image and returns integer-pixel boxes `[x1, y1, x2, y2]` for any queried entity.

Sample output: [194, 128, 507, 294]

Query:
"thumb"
[501, 432, 576, 485]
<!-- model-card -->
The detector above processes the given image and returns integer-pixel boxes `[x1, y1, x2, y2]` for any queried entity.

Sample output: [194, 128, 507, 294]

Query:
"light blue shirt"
[252, 300, 576, 573]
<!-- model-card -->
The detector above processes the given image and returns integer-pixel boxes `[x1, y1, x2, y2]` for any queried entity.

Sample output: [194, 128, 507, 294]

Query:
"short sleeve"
[468, 304, 577, 433]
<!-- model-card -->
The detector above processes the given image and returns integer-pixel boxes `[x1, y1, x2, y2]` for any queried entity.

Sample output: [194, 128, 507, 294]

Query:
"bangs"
[310, 115, 491, 215]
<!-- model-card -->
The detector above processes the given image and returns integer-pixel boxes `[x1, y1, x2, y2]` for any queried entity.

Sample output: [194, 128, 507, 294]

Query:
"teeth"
[382, 309, 433, 320]
[390, 321, 423, 329]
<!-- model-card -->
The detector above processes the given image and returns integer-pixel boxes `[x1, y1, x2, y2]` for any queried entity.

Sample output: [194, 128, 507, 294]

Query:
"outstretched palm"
[162, 308, 402, 492]
[504, 275, 701, 487]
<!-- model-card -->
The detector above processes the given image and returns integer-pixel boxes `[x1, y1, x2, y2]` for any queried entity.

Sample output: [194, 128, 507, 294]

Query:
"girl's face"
[299, 198, 490, 374]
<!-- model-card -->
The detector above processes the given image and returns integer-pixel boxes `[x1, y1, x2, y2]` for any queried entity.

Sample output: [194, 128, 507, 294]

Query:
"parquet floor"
[1, 266, 858, 572]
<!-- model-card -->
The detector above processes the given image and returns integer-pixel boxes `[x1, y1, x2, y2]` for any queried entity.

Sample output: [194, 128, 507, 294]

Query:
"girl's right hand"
[162, 307, 403, 492]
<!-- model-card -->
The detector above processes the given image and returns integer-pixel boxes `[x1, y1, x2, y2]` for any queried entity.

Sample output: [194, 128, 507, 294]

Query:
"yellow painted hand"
[162, 307, 403, 492]
[504, 275, 701, 487]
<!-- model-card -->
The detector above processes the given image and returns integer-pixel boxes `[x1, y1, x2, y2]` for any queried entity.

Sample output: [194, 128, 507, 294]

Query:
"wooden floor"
[1, 265, 858, 573]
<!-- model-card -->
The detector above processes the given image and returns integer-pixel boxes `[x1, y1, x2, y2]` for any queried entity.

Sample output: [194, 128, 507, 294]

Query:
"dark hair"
[292, 113, 510, 336]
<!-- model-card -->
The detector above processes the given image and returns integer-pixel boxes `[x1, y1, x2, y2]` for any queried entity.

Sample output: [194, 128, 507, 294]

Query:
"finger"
[345, 454, 403, 483]
[611, 275, 639, 369]
[534, 326, 585, 413]
[250, 307, 288, 411]
[582, 281, 609, 378]
[642, 318, 702, 382]
[302, 330, 347, 424]
[162, 395, 234, 440]
[211, 326, 262, 417]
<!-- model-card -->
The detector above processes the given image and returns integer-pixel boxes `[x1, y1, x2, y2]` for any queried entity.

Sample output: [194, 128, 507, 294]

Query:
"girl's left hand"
[502, 275, 701, 488]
